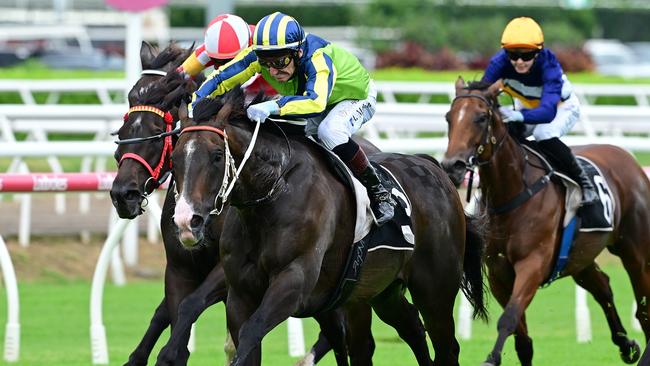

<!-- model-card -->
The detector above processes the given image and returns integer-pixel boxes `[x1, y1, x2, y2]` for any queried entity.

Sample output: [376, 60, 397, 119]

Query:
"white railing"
[3, 79, 650, 106]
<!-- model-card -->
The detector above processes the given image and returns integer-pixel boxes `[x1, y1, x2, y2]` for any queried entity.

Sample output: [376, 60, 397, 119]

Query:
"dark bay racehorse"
[171, 88, 488, 366]
[110, 42, 384, 366]
[442, 77, 650, 366]
[110, 42, 223, 366]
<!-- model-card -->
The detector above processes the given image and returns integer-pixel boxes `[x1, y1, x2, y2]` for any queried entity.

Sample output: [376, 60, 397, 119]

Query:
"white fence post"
[0, 235, 20, 362]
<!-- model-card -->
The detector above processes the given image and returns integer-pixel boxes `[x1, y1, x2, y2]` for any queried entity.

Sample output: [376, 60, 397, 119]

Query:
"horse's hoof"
[620, 339, 641, 364]
[293, 353, 315, 366]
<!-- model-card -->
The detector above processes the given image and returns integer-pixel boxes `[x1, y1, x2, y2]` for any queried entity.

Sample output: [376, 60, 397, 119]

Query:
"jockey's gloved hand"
[498, 106, 524, 123]
[247, 101, 280, 124]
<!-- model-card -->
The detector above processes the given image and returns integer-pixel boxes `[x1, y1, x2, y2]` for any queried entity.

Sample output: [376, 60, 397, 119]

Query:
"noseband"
[116, 70, 179, 195]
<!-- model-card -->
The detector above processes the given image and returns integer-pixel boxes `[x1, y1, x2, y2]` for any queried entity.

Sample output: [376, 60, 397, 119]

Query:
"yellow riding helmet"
[501, 17, 544, 50]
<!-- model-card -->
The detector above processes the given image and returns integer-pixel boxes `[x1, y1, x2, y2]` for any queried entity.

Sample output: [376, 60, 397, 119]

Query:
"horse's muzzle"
[441, 159, 467, 187]
[110, 187, 144, 219]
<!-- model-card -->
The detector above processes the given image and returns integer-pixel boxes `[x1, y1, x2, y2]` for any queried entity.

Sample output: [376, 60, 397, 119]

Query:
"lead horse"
[442, 77, 650, 365]
[110, 42, 346, 365]
[171, 87, 488, 366]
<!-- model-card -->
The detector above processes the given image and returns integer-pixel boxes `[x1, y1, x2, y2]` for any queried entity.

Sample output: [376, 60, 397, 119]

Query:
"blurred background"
[1, 1, 650, 366]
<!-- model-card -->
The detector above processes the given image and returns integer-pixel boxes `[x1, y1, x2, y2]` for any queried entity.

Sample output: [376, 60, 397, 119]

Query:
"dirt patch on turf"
[3, 235, 167, 282]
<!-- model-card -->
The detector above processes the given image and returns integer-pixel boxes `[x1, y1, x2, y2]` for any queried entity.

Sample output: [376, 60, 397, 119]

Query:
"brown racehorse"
[442, 77, 650, 366]
[171, 88, 488, 366]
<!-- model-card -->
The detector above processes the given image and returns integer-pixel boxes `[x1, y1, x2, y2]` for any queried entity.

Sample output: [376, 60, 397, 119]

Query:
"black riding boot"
[538, 137, 598, 206]
[332, 139, 395, 226]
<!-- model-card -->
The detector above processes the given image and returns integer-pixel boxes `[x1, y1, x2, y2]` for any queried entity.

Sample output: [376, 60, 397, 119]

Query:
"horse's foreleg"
[344, 302, 374, 366]
[483, 260, 544, 366]
[229, 265, 310, 366]
[311, 309, 349, 366]
[155, 265, 228, 366]
[154, 268, 200, 366]
[513, 314, 533, 366]
[371, 282, 432, 366]
[124, 298, 170, 366]
[573, 262, 641, 364]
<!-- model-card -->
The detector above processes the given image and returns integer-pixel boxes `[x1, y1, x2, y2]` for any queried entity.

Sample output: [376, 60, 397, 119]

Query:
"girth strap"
[489, 173, 552, 215]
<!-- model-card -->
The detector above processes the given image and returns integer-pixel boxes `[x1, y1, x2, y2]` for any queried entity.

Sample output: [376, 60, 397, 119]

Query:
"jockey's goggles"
[506, 50, 539, 62]
[210, 57, 232, 67]
[258, 55, 293, 70]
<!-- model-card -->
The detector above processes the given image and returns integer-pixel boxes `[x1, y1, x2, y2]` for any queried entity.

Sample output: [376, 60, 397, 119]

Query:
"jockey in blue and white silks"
[482, 16, 597, 205]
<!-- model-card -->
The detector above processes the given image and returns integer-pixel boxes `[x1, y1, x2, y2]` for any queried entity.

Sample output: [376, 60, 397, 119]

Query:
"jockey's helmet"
[501, 17, 544, 50]
[204, 14, 251, 60]
[252, 12, 305, 54]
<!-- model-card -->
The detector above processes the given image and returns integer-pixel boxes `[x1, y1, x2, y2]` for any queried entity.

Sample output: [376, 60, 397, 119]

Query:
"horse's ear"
[455, 76, 466, 96]
[178, 42, 195, 66]
[215, 102, 233, 128]
[178, 100, 191, 127]
[486, 79, 503, 98]
[140, 41, 158, 69]
[162, 84, 186, 110]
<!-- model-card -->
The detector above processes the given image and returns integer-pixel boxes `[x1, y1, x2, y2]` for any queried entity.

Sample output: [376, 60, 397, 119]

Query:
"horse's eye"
[445, 112, 451, 122]
[114, 152, 120, 162]
[212, 149, 224, 162]
[475, 115, 488, 124]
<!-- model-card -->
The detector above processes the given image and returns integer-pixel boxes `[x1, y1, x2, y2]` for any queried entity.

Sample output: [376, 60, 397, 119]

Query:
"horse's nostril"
[190, 215, 204, 230]
[125, 190, 141, 201]
[453, 160, 466, 171]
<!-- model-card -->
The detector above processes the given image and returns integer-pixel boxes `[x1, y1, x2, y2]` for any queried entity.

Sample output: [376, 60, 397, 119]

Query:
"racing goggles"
[210, 58, 231, 67]
[258, 55, 293, 70]
[506, 50, 539, 62]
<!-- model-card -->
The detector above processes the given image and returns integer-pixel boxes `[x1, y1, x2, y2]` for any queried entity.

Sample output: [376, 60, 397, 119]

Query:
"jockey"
[177, 14, 275, 96]
[191, 12, 395, 225]
[482, 17, 598, 206]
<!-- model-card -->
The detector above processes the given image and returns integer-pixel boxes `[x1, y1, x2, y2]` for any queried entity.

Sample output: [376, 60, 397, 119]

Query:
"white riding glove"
[499, 106, 524, 123]
[247, 101, 280, 124]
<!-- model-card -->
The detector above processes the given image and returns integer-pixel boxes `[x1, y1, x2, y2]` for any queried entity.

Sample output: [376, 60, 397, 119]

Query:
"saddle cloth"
[522, 145, 614, 231]
[558, 157, 615, 232]
[315, 143, 416, 312]
[316, 140, 415, 245]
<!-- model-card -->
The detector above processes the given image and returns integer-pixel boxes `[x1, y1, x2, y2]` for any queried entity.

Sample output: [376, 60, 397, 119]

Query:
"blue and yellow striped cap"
[252, 12, 305, 51]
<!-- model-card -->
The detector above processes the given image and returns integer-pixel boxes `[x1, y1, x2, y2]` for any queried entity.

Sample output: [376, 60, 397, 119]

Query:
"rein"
[116, 69, 179, 194]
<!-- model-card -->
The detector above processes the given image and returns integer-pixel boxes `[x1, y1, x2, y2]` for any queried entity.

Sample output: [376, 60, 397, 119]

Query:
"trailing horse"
[442, 77, 650, 366]
[171, 87, 487, 366]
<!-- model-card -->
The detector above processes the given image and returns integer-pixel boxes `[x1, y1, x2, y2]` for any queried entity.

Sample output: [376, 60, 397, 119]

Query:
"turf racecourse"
[0, 260, 641, 365]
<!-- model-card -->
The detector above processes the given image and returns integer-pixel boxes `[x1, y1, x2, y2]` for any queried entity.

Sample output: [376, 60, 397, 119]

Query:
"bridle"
[179, 121, 261, 215]
[450, 90, 552, 214]
[451, 92, 508, 168]
[178, 117, 294, 215]
[116, 69, 179, 195]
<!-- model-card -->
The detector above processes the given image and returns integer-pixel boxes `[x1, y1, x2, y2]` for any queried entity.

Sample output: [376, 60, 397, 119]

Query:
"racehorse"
[110, 42, 387, 366]
[110, 41, 222, 366]
[171, 87, 488, 366]
[441, 77, 650, 366]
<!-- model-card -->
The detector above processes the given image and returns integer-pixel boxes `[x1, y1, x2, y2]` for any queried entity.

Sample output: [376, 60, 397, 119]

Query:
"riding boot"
[538, 137, 598, 206]
[332, 139, 395, 226]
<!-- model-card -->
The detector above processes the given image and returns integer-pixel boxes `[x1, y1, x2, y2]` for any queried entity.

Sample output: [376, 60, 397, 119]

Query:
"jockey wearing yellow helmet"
[191, 12, 395, 225]
[482, 17, 597, 206]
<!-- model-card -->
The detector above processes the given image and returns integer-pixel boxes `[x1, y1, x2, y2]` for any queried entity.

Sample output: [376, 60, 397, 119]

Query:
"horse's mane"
[150, 43, 190, 71]
[193, 88, 270, 123]
[465, 80, 493, 91]
[137, 72, 185, 106]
